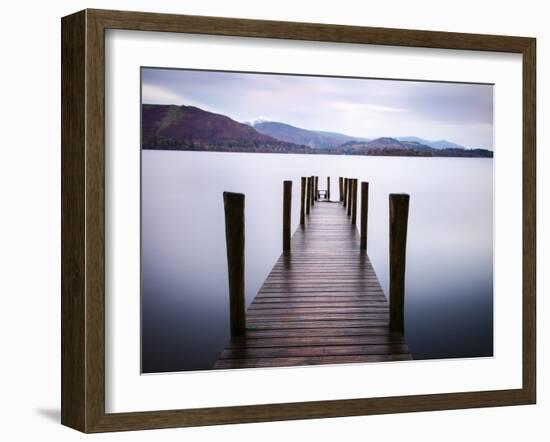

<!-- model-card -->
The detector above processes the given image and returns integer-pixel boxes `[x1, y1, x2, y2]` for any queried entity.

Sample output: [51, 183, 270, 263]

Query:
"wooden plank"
[249, 302, 389, 309]
[254, 298, 387, 304]
[262, 278, 382, 284]
[265, 272, 379, 276]
[243, 327, 401, 338]
[227, 335, 405, 348]
[248, 307, 389, 315]
[261, 282, 383, 287]
[249, 308, 390, 314]
[245, 313, 389, 321]
[269, 272, 382, 278]
[255, 292, 387, 298]
[259, 287, 386, 294]
[265, 277, 380, 282]
[255, 292, 385, 298]
[219, 344, 410, 359]
[214, 354, 412, 369]
[246, 320, 390, 329]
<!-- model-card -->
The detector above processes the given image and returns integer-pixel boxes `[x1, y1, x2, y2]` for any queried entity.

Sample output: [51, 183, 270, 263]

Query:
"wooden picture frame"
[61, 8, 536, 433]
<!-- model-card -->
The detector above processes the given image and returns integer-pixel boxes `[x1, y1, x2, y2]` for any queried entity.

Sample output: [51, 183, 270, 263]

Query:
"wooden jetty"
[215, 179, 411, 369]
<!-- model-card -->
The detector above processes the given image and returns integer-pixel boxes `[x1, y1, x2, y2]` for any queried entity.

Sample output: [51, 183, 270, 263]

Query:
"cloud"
[141, 84, 205, 108]
[329, 101, 406, 114]
[140, 68, 494, 149]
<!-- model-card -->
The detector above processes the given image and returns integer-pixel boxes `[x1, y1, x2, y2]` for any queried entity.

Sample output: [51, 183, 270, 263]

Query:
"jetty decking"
[214, 197, 412, 369]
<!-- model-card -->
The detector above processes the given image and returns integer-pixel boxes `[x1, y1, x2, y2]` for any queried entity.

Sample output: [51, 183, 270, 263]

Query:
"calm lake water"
[141, 151, 493, 373]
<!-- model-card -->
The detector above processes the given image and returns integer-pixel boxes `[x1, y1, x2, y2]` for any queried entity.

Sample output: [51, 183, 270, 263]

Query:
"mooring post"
[300, 177, 306, 224]
[389, 193, 410, 333]
[347, 178, 353, 216]
[360, 182, 369, 250]
[351, 179, 358, 225]
[339, 177, 344, 202]
[327, 177, 331, 201]
[311, 176, 315, 206]
[343, 178, 348, 207]
[223, 191, 246, 336]
[314, 176, 319, 201]
[306, 177, 311, 214]
[283, 180, 292, 251]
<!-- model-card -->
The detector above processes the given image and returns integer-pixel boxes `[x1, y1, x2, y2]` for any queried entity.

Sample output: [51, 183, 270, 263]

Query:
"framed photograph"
[61, 9, 536, 432]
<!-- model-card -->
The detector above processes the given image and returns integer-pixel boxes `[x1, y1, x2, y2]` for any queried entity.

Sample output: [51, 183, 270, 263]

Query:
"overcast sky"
[142, 68, 493, 150]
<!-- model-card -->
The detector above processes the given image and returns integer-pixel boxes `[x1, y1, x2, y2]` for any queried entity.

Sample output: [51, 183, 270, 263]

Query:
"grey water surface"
[141, 150, 493, 373]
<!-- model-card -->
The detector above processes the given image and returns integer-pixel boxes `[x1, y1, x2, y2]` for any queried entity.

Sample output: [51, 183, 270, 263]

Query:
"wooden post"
[310, 176, 315, 206]
[351, 179, 358, 225]
[300, 177, 306, 224]
[327, 177, 331, 201]
[223, 192, 246, 336]
[314, 176, 319, 201]
[343, 178, 348, 208]
[306, 177, 311, 215]
[283, 180, 292, 251]
[339, 177, 343, 202]
[389, 193, 410, 333]
[360, 182, 369, 250]
[347, 178, 353, 216]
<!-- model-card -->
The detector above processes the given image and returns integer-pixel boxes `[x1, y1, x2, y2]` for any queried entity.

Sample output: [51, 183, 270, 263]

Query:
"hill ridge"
[142, 104, 493, 158]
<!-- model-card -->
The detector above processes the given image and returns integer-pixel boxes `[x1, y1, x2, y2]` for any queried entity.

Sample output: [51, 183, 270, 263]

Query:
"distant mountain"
[253, 122, 472, 151]
[337, 137, 492, 158]
[142, 105, 493, 158]
[397, 136, 467, 150]
[430, 140, 467, 150]
[337, 137, 432, 156]
[252, 121, 364, 149]
[312, 130, 370, 145]
[143, 104, 273, 144]
[142, 104, 312, 154]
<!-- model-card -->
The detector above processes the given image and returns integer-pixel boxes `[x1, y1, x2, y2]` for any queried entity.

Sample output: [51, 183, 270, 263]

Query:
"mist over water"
[141, 150, 493, 373]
